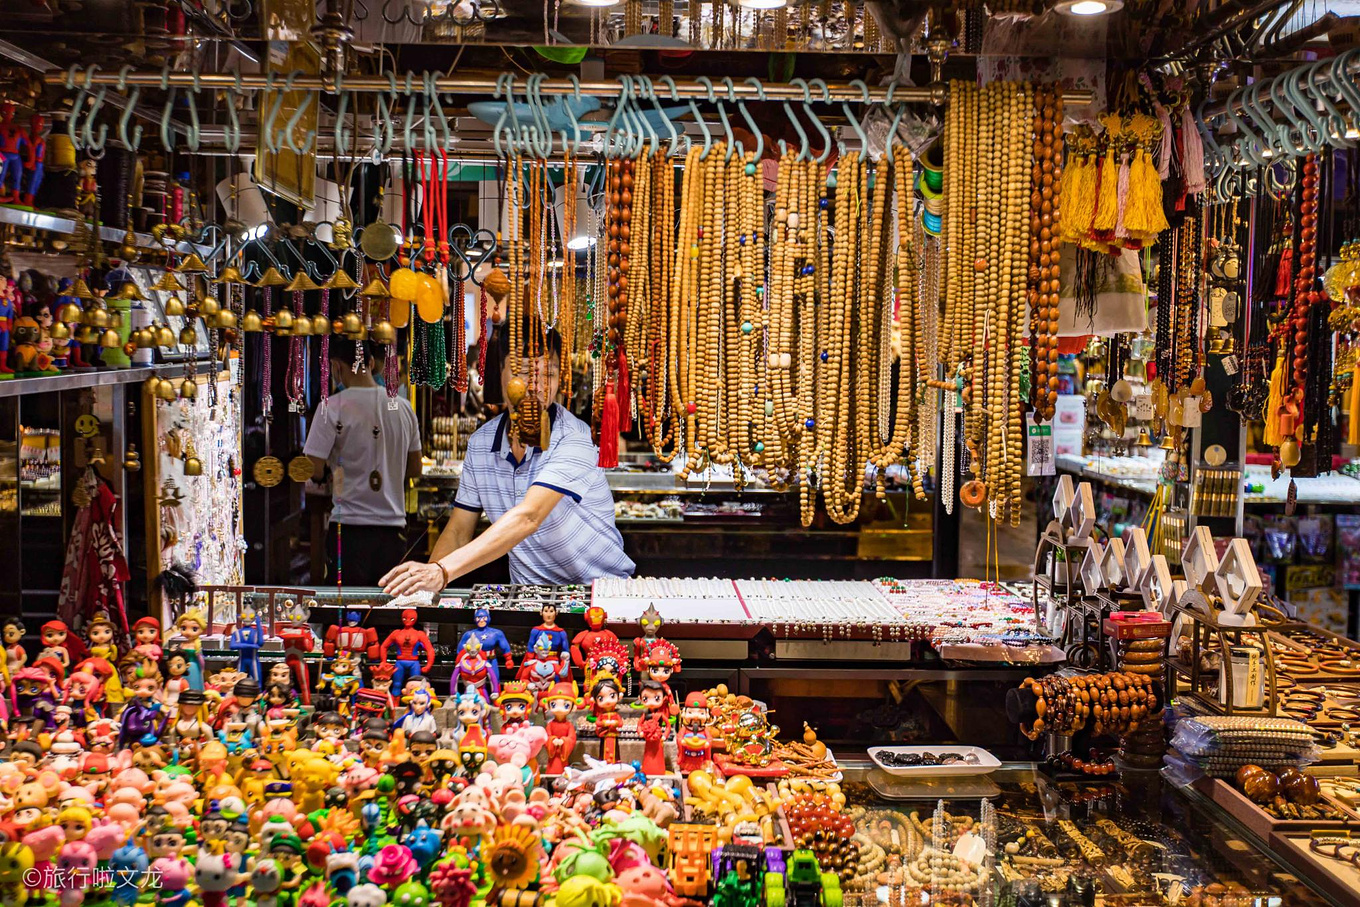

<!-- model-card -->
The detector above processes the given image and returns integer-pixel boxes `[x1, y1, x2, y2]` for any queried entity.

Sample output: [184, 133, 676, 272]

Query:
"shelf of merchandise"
[0, 205, 211, 255]
[1057, 454, 1360, 507]
[0, 361, 217, 400]
[1056, 453, 1160, 497]
[419, 469, 792, 495]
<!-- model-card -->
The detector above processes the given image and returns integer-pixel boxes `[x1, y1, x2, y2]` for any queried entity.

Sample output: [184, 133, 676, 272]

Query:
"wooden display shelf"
[1167, 593, 1286, 717]
[1191, 776, 1360, 838]
[1273, 832, 1360, 907]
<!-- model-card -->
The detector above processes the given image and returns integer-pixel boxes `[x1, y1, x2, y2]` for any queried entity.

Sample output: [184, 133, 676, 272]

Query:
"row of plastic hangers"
[1198, 47, 1360, 198]
[62, 65, 921, 165]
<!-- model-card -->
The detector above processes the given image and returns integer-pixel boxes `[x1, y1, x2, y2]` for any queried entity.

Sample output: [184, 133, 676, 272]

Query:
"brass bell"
[214, 265, 245, 285]
[152, 271, 187, 293]
[1158, 433, 1177, 451]
[360, 278, 391, 299]
[134, 328, 156, 349]
[123, 444, 141, 472]
[114, 282, 146, 302]
[57, 302, 83, 322]
[183, 455, 203, 476]
[49, 321, 70, 341]
[291, 314, 313, 336]
[255, 267, 288, 288]
[1279, 438, 1302, 468]
[215, 310, 238, 330]
[273, 308, 295, 331]
[164, 296, 186, 317]
[325, 268, 360, 291]
[341, 311, 364, 335]
[198, 295, 221, 317]
[1135, 428, 1152, 447]
[284, 271, 321, 293]
[88, 306, 110, 328]
[176, 253, 211, 274]
[119, 228, 140, 262]
[69, 278, 96, 300]
[180, 379, 198, 399]
[242, 310, 264, 332]
[76, 326, 98, 345]
[99, 328, 120, 349]
[179, 326, 198, 346]
[370, 320, 396, 344]
[156, 377, 178, 400]
[107, 310, 123, 330]
[156, 325, 176, 348]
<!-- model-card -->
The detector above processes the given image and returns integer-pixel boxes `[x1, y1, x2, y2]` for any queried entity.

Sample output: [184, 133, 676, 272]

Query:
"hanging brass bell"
[134, 328, 156, 349]
[341, 311, 363, 335]
[242, 310, 264, 332]
[198, 295, 221, 317]
[114, 282, 146, 302]
[1279, 438, 1302, 468]
[1158, 433, 1177, 451]
[179, 326, 198, 346]
[255, 267, 288, 288]
[156, 377, 178, 401]
[88, 306, 110, 328]
[77, 326, 98, 345]
[69, 278, 96, 300]
[284, 271, 321, 293]
[180, 379, 198, 399]
[360, 278, 391, 299]
[273, 308, 295, 331]
[164, 295, 186, 317]
[156, 325, 176, 347]
[214, 265, 245, 285]
[215, 310, 238, 330]
[325, 268, 360, 291]
[57, 302, 83, 323]
[123, 444, 141, 472]
[183, 455, 203, 476]
[49, 321, 70, 341]
[292, 314, 313, 336]
[107, 310, 123, 330]
[99, 328, 120, 349]
[370, 320, 396, 344]
[176, 253, 211, 274]
[152, 271, 187, 293]
[1136, 428, 1152, 447]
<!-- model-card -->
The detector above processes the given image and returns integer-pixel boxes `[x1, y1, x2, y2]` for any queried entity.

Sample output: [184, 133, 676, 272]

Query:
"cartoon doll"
[588, 676, 623, 764]
[542, 681, 578, 774]
[85, 614, 124, 706]
[493, 681, 535, 733]
[173, 610, 207, 691]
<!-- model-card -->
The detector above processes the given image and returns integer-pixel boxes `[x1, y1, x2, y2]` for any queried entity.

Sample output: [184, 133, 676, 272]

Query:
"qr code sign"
[1027, 415, 1055, 477]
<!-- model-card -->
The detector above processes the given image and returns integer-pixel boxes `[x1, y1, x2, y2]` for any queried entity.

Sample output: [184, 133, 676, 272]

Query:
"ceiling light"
[574, 0, 620, 7]
[738, 0, 786, 8]
[1053, 0, 1122, 14]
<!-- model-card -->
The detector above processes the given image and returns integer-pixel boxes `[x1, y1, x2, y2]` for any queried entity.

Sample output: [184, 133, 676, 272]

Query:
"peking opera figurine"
[380, 608, 435, 692]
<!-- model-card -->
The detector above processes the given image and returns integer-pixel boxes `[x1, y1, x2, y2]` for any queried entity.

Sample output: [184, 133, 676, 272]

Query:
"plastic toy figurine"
[229, 608, 264, 684]
[585, 637, 631, 694]
[493, 681, 536, 733]
[162, 649, 192, 716]
[38, 620, 83, 672]
[0, 280, 14, 376]
[324, 611, 380, 662]
[316, 650, 362, 716]
[517, 634, 568, 701]
[542, 681, 578, 774]
[632, 604, 671, 675]
[170, 689, 212, 752]
[0, 103, 23, 203]
[677, 691, 713, 773]
[453, 685, 490, 734]
[10, 315, 53, 374]
[642, 640, 682, 716]
[117, 672, 166, 748]
[12, 666, 56, 730]
[456, 723, 489, 777]
[380, 609, 435, 692]
[173, 610, 207, 690]
[393, 687, 438, 736]
[212, 677, 263, 737]
[456, 608, 513, 687]
[637, 680, 671, 777]
[276, 598, 316, 707]
[527, 602, 570, 662]
[75, 159, 98, 220]
[588, 676, 624, 764]
[571, 606, 619, 674]
[452, 636, 495, 700]
[19, 114, 46, 207]
[132, 616, 163, 666]
[84, 613, 123, 707]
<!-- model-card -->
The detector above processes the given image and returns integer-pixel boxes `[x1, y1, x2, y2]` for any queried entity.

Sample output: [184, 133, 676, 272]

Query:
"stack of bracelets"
[1019, 672, 1158, 740]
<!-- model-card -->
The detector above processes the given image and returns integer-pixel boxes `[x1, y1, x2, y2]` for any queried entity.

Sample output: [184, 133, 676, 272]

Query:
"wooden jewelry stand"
[1167, 590, 1289, 717]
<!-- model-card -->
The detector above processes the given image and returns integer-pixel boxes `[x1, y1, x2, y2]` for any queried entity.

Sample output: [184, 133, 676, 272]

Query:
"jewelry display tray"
[1190, 776, 1360, 839]
[1273, 832, 1360, 907]
[867, 745, 1002, 777]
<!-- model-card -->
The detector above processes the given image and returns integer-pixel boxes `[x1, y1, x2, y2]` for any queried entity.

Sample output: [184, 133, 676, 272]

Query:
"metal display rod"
[48, 68, 1096, 105]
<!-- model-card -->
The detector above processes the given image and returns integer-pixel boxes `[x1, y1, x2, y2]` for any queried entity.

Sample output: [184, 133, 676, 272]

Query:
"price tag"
[1222, 354, 1240, 376]
[1133, 394, 1154, 420]
[1026, 415, 1055, 476]
[1182, 397, 1203, 428]
[229, 356, 242, 384]
[388, 399, 400, 411]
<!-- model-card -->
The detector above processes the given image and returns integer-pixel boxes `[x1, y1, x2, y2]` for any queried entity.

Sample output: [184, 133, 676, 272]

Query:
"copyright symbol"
[21, 869, 40, 886]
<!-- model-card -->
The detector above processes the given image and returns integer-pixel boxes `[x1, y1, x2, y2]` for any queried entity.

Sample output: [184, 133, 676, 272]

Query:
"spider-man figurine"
[379, 608, 434, 692]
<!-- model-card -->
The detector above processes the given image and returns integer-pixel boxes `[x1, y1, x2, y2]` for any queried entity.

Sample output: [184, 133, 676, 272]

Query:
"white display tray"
[867, 745, 1002, 777]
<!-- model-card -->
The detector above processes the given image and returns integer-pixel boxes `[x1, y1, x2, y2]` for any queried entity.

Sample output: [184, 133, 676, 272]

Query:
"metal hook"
[1195, 100, 1228, 176]
[885, 82, 908, 166]
[222, 70, 244, 155]
[182, 68, 203, 153]
[566, 74, 585, 154]
[807, 78, 833, 164]
[116, 66, 143, 152]
[1224, 87, 1269, 167]
[737, 77, 765, 163]
[718, 78, 740, 160]
[778, 88, 808, 160]
[425, 71, 452, 151]
[261, 71, 290, 155]
[634, 76, 659, 154]
[688, 79, 713, 160]
[658, 75, 690, 155]
[1270, 74, 1311, 154]
[1305, 59, 1350, 149]
[1241, 80, 1285, 161]
[840, 78, 872, 157]
[66, 65, 92, 150]
[333, 76, 352, 154]
[603, 75, 633, 159]
[402, 91, 418, 154]
[1327, 49, 1360, 145]
[530, 73, 554, 158]
[82, 66, 111, 153]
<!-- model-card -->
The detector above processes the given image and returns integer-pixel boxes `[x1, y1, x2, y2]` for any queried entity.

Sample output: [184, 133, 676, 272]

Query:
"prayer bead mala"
[504, 157, 527, 438]
[1029, 85, 1063, 423]
[597, 156, 634, 465]
[673, 145, 703, 476]
[891, 149, 927, 500]
[560, 152, 579, 402]
[1279, 154, 1320, 469]
[642, 147, 680, 461]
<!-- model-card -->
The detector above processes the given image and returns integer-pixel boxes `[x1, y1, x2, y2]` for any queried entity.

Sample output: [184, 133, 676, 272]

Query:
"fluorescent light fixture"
[215, 172, 273, 239]
[1053, 0, 1122, 14]
[557, 178, 599, 251]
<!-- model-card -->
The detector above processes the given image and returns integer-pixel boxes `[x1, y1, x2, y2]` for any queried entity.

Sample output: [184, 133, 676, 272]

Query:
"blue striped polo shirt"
[454, 404, 636, 584]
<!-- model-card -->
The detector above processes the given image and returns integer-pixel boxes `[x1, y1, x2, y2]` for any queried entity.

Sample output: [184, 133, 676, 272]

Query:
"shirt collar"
[491, 404, 561, 460]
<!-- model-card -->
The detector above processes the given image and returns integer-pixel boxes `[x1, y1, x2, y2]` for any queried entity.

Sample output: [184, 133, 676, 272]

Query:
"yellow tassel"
[1139, 148, 1169, 235]
[1263, 351, 1285, 448]
[1093, 150, 1118, 234]
[1068, 154, 1098, 244]
[1348, 367, 1359, 446]
[1057, 154, 1079, 241]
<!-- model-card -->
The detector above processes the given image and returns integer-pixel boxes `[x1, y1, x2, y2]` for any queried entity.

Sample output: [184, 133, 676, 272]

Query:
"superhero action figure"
[570, 606, 620, 679]
[0, 103, 23, 203]
[324, 611, 380, 663]
[456, 608, 513, 689]
[379, 608, 434, 692]
[229, 609, 264, 684]
[20, 114, 46, 207]
[526, 602, 569, 663]
[452, 636, 495, 700]
[632, 603, 665, 674]
[517, 634, 568, 702]
[275, 599, 316, 707]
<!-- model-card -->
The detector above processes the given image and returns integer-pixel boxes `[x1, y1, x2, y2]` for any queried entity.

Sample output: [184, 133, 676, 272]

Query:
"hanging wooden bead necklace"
[597, 156, 634, 466]
[1029, 85, 1063, 423]
[504, 155, 528, 440]
[559, 151, 579, 404]
[642, 146, 679, 462]
[1277, 153, 1320, 471]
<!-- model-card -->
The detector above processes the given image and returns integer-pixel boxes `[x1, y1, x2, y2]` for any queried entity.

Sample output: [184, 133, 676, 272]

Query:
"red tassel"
[618, 350, 632, 434]
[598, 379, 620, 468]
[1275, 246, 1293, 299]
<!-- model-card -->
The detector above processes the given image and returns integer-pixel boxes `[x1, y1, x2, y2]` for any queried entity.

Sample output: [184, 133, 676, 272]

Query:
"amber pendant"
[369, 470, 383, 492]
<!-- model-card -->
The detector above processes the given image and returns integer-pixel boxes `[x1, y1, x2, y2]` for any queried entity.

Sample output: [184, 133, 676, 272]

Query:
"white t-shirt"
[303, 385, 421, 526]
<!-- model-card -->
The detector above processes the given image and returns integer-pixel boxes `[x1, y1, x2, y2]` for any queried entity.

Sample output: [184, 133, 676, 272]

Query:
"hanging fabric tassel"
[1263, 352, 1286, 447]
[1093, 149, 1119, 238]
[1069, 154, 1099, 245]
[1131, 148, 1169, 239]
[1057, 152, 1083, 244]
[598, 379, 620, 467]
[618, 349, 632, 433]
[1275, 246, 1294, 298]
[1114, 153, 1132, 240]
[1181, 105, 1207, 196]
[1154, 102, 1174, 179]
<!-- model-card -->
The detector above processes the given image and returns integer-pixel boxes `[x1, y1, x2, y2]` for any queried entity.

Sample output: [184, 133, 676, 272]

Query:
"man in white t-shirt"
[305, 338, 423, 586]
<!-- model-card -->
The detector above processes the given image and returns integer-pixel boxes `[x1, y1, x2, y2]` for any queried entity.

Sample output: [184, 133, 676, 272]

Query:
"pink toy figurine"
[195, 853, 243, 907]
[152, 857, 193, 907]
[367, 844, 417, 889]
[56, 840, 97, 907]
